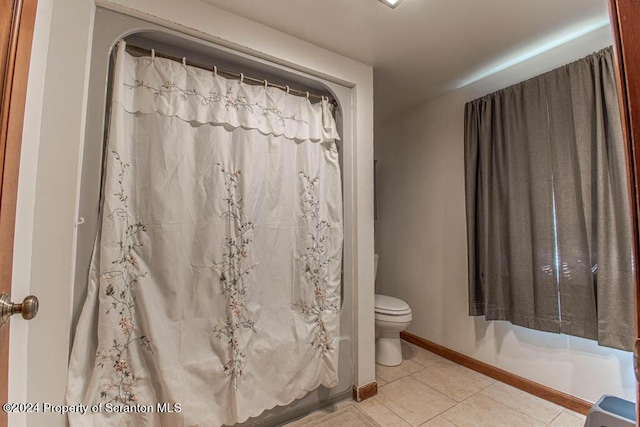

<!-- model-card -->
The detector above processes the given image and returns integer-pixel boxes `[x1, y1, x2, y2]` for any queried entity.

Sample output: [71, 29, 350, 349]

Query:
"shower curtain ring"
[240, 73, 244, 83]
[264, 79, 268, 89]
[213, 65, 217, 76]
[151, 49, 155, 60]
[286, 85, 290, 94]
[306, 91, 310, 99]
[182, 57, 187, 67]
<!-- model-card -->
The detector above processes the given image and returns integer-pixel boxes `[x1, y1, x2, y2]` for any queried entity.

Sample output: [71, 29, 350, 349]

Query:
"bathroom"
[1, 0, 638, 426]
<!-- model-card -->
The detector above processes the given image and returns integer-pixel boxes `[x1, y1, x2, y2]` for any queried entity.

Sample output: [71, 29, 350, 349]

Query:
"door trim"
[0, 0, 37, 425]
[607, 0, 640, 415]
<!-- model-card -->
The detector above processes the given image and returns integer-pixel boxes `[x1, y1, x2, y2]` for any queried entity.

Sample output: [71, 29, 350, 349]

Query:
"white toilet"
[374, 255, 412, 367]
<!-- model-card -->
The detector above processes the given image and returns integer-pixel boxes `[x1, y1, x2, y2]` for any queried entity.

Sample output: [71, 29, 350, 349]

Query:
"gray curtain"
[464, 46, 634, 351]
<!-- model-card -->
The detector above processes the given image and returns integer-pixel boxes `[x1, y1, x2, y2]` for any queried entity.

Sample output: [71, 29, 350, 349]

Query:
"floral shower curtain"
[66, 41, 343, 426]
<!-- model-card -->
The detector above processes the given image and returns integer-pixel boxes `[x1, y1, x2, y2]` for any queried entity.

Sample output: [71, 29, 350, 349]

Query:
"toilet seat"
[375, 294, 411, 316]
[375, 311, 412, 324]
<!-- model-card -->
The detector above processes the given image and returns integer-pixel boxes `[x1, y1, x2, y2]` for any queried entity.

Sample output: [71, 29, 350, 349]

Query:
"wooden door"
[0, 0, 37, 425]
[607, 0, 640, 415]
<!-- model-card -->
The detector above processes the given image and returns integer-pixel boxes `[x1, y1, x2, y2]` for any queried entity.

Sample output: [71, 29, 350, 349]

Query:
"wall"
[10, 1, 374, 427]
[375, 25, 635, 403]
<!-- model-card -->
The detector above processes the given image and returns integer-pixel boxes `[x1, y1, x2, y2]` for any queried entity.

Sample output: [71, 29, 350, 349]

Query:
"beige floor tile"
[376, 359, 424, 383]
[478, 381, 563, 423]
[401, 341, 448, 368]
[440, 394, 545, 427]
[376, 375, 388, 387]
[547, 411, 587, 427]
[561, 409, 586, 421]
[285, 401, 378, 427]
[418, 415, 456, 426]
[412, 360, 494, 402]
[376, 376, 456, 426]
[358, 397, 411, 427]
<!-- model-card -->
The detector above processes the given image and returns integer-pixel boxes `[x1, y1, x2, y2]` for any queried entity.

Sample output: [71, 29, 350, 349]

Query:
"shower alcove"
[71, 7, 355, 426]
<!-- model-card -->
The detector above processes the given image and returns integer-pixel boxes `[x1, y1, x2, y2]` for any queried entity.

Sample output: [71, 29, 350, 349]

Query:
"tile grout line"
[373, 370, 459, 427]
[476, 382, 566, 425]
[438, 411, 457, 427]
[415, 370, 551, 426]
[380, 343, 564, 426]
[406, 343, 569, 425]
[408, 360, 495, 403]
[433, 380, 490, 426]
[545, 411, 563, 427]
[478, 392, 554, 425]
[367, 394, 416, 427]
[408, 375, 462, 425]
[404, 344, 493, 425]
[375, 357, 433, 386]
[401, 333, 592, 415]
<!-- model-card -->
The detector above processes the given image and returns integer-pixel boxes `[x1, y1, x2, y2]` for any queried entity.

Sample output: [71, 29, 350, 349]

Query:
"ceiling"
[201, 0, 610, 122]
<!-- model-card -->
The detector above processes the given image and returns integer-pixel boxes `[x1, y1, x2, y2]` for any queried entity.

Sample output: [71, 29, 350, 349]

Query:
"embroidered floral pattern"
[96, 151, 152, 404]
[125, 79, 307, 127]
[298, 172, 339, 354]
[212, 165, 258, 388]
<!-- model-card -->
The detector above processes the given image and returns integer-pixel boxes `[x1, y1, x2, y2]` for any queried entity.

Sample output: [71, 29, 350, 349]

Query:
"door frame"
[607, 0, 640, 411]
[0, 0, 37, 425]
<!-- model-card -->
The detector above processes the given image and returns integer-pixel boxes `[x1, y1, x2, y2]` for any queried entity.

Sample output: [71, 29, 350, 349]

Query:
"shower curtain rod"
[124, 44, 337, 105]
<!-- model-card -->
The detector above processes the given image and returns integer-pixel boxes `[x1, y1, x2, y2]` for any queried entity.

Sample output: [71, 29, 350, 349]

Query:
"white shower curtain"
[66, 42, 343, 426]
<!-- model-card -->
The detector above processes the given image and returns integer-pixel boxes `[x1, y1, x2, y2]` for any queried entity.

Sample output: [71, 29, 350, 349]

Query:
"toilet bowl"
[373, 254, 412, 366]
[375, 294, 412, 366]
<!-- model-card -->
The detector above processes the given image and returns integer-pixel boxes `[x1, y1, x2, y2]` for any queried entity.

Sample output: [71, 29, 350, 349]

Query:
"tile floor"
[292, 340, 588, 427]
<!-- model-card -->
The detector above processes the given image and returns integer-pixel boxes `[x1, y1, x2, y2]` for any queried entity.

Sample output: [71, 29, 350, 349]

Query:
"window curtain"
[464, 46, 633, 351]
[66, 41, 343, 426]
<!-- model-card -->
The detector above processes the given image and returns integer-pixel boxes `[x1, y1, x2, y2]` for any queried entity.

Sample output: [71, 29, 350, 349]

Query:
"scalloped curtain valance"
[113, 43, 340, 143]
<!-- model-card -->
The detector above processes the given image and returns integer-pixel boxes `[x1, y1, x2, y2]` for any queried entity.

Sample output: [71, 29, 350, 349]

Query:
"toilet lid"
[375, 294, 411, 315]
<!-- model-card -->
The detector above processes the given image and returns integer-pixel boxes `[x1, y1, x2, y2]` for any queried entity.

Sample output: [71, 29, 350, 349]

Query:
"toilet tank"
[374, 254, 379, 280]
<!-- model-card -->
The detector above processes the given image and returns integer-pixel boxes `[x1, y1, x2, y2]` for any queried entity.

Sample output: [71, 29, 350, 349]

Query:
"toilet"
[374, 255, 412, 366]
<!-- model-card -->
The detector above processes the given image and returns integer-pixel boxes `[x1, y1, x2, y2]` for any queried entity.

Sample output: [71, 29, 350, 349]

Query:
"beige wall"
[375, 25, 635, 403]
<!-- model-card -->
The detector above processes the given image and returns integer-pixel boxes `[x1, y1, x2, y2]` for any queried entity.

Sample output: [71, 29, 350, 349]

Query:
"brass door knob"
[0, 293, 39, 328]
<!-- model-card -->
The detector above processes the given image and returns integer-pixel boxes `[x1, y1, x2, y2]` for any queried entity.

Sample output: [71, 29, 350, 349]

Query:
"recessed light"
[379, 0, 403, 9]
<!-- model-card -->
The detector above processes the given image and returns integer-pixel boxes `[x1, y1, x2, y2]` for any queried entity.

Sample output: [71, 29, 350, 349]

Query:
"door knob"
[0, 293, 39, 328]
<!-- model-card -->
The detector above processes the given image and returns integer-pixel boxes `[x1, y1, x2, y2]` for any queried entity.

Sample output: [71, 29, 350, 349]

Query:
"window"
[464, 46, 633, 351]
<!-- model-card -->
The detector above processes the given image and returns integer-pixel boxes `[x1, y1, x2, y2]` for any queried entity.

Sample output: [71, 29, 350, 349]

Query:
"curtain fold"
[465, 78, 559, 333]
[563, 48, 634, 349]
[67, 41, 343, 426]
[465, 46, 633, 351]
